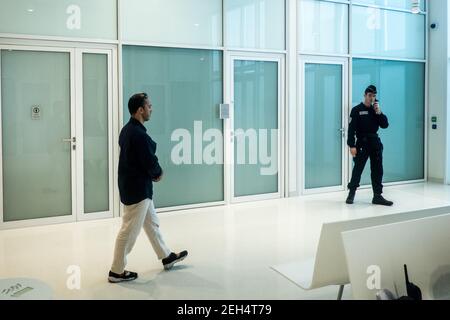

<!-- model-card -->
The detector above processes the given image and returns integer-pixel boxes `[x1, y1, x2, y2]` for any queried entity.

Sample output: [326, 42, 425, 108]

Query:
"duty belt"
[359, 133, 379, 138]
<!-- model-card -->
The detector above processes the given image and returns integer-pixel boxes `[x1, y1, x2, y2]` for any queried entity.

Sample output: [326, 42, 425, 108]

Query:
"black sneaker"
[372, 195, 394, 206]
[346, 190, 356, 204]
[108, 270, 138, 283]
[162, 251, 188, 270]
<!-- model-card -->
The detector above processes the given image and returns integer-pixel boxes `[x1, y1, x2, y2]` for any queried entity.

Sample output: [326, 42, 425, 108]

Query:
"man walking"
[108, 92, 188, 283]
[346, 85, 393, 206]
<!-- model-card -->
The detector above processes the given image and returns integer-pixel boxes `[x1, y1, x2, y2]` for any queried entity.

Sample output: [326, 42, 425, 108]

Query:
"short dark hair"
[365, 85, 377, 95]
[128, 93, 148, 115]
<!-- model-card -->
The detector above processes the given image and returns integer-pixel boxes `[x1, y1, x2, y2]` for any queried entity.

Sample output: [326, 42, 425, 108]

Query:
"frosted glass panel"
[225, 0, 285, 50]
[298, 0, 348, 54]
[352, 6, 425, 59]
[353, 0, 426, 11]
[121, 0, 222, 46]
[123, 46, 223, 208]
[0, 0, 117, 39]
[83, 53, 109, 213]
[352, 59, 425, 184]
[305, 63, 342, 189]
[233, 60, 279, 197]
[1, 50, 72, 221]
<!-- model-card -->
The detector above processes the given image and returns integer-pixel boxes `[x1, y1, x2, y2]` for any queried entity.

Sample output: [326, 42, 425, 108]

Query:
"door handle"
[62, 137, 76, 143]
[62, 137, 76, 150]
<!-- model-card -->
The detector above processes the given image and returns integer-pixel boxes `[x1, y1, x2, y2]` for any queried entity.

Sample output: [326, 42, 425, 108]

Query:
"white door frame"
[0, 45, 77, 229]
[75, 48, 114, 221]
[299, 55, 349, 195]
[0, 44, 117, 229]
[225, 51, 285, 204]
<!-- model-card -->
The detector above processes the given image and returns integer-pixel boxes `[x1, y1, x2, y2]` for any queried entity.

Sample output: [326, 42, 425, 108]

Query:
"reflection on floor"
[1, 182, 450, 300]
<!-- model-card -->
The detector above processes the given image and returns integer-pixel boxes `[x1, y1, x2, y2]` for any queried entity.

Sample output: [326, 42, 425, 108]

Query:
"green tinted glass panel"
[352, 6, 425, 60]
[233, 60, 278, 197]
[305, 63, 343, 189]
[0, 0, 117, 40]
[122, 46, 224, 208]
[83, 53, 109, 213]
[1, 50, 71, 221]
[298, 0, 349, 54]
[121, 0, 222, 46]
[225, 0, 285, 50]
[352, 59, 425, 184]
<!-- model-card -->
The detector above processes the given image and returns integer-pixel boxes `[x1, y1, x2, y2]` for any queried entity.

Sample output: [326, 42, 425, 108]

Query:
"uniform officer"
[346, 85, 393, 206]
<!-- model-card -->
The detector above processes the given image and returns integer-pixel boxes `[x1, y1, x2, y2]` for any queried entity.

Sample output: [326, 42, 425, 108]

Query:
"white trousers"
[111, 198, 171, 274]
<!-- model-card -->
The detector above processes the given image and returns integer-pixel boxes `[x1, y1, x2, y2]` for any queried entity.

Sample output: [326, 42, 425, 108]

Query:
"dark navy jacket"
[347, 103, 389, 148]
[118, 118, 163, 205]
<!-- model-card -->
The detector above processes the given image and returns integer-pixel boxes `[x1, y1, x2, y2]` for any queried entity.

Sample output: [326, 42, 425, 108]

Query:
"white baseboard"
[428, 177, 445, 184]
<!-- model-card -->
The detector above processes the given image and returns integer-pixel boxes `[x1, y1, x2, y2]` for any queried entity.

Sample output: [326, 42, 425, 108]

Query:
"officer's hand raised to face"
[350, 147, 357, 158]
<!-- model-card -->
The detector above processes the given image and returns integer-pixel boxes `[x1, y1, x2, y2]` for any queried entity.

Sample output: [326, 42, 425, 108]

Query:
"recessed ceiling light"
[27, 8, 34, 13]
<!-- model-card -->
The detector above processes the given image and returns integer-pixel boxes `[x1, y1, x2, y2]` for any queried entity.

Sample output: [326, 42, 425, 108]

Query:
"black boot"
[346, 190, 356, 204]
[372, 194, 393, 206]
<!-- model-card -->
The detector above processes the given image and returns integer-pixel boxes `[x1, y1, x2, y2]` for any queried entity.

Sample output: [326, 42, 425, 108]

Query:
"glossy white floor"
[1, 182, 450, 300]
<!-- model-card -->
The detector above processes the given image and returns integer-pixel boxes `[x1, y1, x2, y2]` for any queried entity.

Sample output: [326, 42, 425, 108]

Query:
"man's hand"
[374, 101, 382, 115]
[350, 147, 357, 158]
[153, 171, 163, 182]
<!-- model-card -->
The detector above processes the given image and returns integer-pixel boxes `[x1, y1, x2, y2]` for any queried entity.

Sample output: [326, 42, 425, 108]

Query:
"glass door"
[0, 46, 115, 228]
[226, 52, 284, 203]
[76, 49, 114, 221]
[0, 46, 76, 226]
[301, 56, 348, 194]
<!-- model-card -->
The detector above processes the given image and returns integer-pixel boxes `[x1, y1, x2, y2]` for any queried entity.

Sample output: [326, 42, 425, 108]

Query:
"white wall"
[428, 0, 448, 182]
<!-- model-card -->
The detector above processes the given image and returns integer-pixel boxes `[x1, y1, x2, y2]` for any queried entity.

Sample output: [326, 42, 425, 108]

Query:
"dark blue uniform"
[118, 118, 163, 205]
[347, 103, 389, 195]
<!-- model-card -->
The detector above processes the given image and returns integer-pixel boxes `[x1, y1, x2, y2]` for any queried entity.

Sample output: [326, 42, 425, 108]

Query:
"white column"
[428, 0, 448, 183]
[287, 0, 299, 196]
